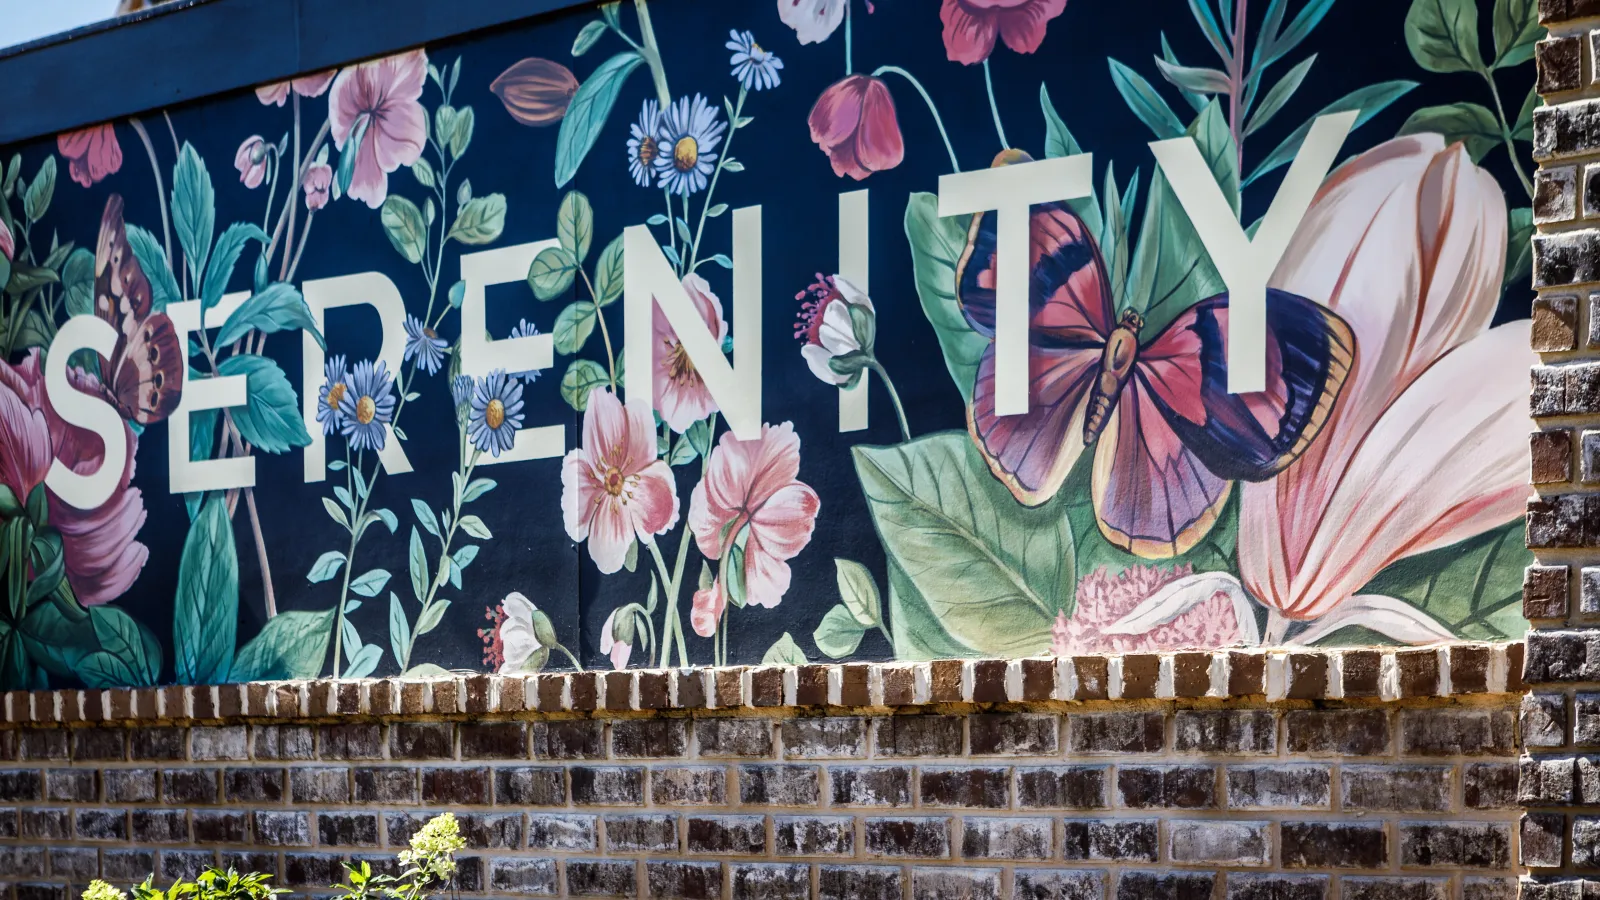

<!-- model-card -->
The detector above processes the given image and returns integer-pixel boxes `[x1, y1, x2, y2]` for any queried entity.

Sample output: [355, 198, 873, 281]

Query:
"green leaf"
[215, 282, 325, 349]
[6, 264, 57, 293]
[1245, 81, 1418, 185]
[1100, 162, 1133, 307]
[449, 106, 475, 160]
[1152, 56, 1231, 95]
[411, 498, 441, 537]
[2, 152, 18, 197]
[416, 599, 450, 637]
[22, 156, 55, 223]
[323, 497, 350, 529]
[529, 245, 579, 300]
[216, 354, 313, 453]
[1398, 102, 1501, 162]
[1107, 59, 1186, 140]
[813, 604, 868, 658]
[453, 544, 480, 571]
[388, 592, 411, 671]
[380, 195, 428, 264]
[1257, 0, 1334, 70]
[350, 569, 392, 598]
[202, 222, 269, 311]
[1347, 520, 1530, 643]
[172, 142, 216, 288]
[763, 632, 809, 666]
[668, 434, 700, 466]
[554, 51, 645, 188]
[904, 193, 986, 405]
[125, 225, 180, 311]
[593, 234, 624, 306]
[408, 527, 428, 602]
[461, 478, 497, 503]
[561, 358, 609, 410]
[1504, 206, 1534, 293]
[554, 300, 598, 354]
[448, 194, 507, 245]
[61, 248, 95, 317]
[86, 606, 162, 687]
[1160, 34, 1210, 113]
[11, 310, 51, 351]
[371, 507, 398, 534]
[573, 18, 608, 56]
[1186, 0, 1230, 63]
[1514, 87, 1539, 142]
[854, 432, 1074, 659]
[185, 404, 217, 519]
[345, 644, 382, 679]
[230, 608, 336, 681]
[1245, 54, 1316, 137]
[1491, 0, 1542, 67]
[559, 191, 595, 262]
[307, 550, 347, 583]
[834, 558, 883, 628]
[334, 115, 370, 198]
[1405, 0, 1485, 74]
[171, 495, 238, 684]
[411, 156, 437, 189]
[458, 515, 492, 540]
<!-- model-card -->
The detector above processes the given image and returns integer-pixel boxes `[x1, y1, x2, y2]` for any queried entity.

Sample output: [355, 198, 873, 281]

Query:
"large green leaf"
[1492, 0, 1542, 67]
[1342, 520, 1530, 643]
[1504, 206, 1534, 294]
[529, 246, 579, 300]
[216, 354, 312, 453]
[904, 193, 985, 405]
[1406, 0, 1484, 73]
[61, 248, 95, 317]
[215, 282, 326, 349]
[853, 432, 1075, 659]
[449, 194, 508, 245]
[201, 222, 269, 311]
[1398, 102, 1501, 162]
[172, 495, 239, 684]
[172, 141, 217, 288]
[554, 51, 644, 188]
[20, 602, 160, 688]
[1107, 59, 1186, 140]
[1039, 84, 1103, 236]
[23, 156, 55, 223]
[559, 191, 595, 263]
[125, 225, 180, 312]
[763, 633, 808, 665]
[230, 608, 337, 681]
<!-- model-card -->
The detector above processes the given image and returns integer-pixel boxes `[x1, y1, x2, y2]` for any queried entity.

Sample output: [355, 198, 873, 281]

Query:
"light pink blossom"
[303, 162, 333, 210]
[654, 274, 727, 433]
[255, 70, 337, 106]
[941, 0, 1067, 65]
[234, 136, 269, 189]
[778, 0, 846, 44]
[328, 49, 428, 209]
[1051, 565, 1242, 654]
[692, 580, 726, 639]
[56, 123, 122, 188]
[561, 388, 680, 575]
[600, 608, 633, 670]
[689, 423, 820, 613]
[0, 217, 13, 262]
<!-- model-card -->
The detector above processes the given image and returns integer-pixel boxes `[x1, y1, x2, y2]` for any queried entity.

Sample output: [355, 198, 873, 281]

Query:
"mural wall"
[0, 0, 1537, 688]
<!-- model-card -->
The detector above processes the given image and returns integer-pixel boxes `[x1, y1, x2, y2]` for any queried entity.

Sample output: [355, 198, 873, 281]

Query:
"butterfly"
[92, 193, 183, 425]
[954, 154, 1355, 559]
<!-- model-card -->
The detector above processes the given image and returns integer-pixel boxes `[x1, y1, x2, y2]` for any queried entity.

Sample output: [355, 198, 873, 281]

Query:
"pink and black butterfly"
[93, 194, 183, 425]
[955, 154, 1355, 559]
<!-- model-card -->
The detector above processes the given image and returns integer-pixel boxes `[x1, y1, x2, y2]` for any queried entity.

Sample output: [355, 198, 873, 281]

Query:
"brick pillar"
[1526, 2, 1600, 892]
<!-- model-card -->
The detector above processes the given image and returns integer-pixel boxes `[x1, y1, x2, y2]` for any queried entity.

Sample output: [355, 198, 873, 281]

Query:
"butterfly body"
[1085, 309, 1143, 446]
[91, 195, 183, 426]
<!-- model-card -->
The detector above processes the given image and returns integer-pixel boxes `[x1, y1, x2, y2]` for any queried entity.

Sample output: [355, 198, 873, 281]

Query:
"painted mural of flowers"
[468, 370, 525, 458]
[316, 356, 350, 435]
[337, 359, 396, 452]
[256, 71, 336, 106]
[303, 162, 333, 210]
[940, 0, 1067, 65]
[403, 315, 448, 375]
[627, 100, 662, 187]
[653, 95, 726, 196]
[56, 123, 122, 188]
[727, 30, 784, 92]
[654, 274, 728, 433]
[329, 48, 429, 208]
[808, 75, 904, 180]
[1051, 565, 1243, 654]
[778, 0, 847, 44]
[234, 136, 270, 189]
[561, 388, 681, 575]
[482, 592, 562, 673]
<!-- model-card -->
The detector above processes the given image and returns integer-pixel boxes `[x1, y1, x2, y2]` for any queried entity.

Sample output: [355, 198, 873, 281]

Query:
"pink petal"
[582, 388, 628, 467]
[256, 82, 291, 106]
[370, 98, 427, 172]
[748, 481, 820, 562]
[0, 217, 12, 261]
[345, 128, 390, 209]
[586, 496, 634, 575]
[627, 460, 680, 539]
[940, 0, 1000, 64]
[995, 0, 1066, 55]
[621, 396, 660, 476]
[561, 450, 602, 543]
[293, 70, 336, 98]
[688, 478, 725, 560]
[691, 581, 725, 638]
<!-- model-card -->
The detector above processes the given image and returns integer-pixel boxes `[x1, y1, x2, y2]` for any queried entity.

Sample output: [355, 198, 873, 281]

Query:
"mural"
[0, 0, 1537, 688]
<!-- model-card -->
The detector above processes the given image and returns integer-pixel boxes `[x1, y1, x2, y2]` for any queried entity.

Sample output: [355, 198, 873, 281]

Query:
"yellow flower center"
[673, 136, 699, 172]
[603, 466, 625, 497]
[356, 395, 376, 425]
[327, 382, 347, 408]
[665, 338, 699, 385]
[486, 398, 505, 430]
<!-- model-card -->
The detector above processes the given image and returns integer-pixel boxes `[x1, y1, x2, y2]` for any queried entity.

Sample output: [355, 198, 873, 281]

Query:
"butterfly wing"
[108, 311, 183, 425]
[955, 201, 1115, 345]
[93, 194, 153, 345]
[1136, 289, 1355, 481]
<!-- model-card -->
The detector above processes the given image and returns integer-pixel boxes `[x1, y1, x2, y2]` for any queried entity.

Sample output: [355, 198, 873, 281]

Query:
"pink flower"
[303, 162, 333, 210]
[234, 136, 269, 189]
[1240, 135, 1530, 626]
[561, 388, 680, 574]
[600, 608, 633, 670]
[328, 49, 428, 209]
[56, 123, 123, 188]
[692, 580, 726, 638]
[0, 218, 13, 262]
[1051, 565, 1242, 654]
[654, 273, 727, 433]
[689, 423, 820, 610]
[255, 71, 337, 106]
[808, 75, 904, 181]
[941, 0, 1067, 64]
[0, 351, 147, 607]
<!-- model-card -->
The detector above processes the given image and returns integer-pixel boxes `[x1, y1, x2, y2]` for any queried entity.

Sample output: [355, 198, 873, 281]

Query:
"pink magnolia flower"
[941, 0, 1068, 64]
[234, 136, 269, 189]
[654, 273, 728, 433]
[689, 423, 820, 613]
[0, 217, 13, 262]
[1234, 134, 1530, 634]
[561, 388, 680, 574]
[255, 71, 336, 106]
[329, 49, 428, 209]
[303, 162, 333, 210]
[1051, 565, 1242, 654]
[809, 75, 904, 181]
[56, 123, 123, 188]
[0, 351, 147, 607]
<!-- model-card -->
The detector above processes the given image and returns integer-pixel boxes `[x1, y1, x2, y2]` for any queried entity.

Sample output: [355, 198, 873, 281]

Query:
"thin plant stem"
[1483, 70, 1535, 198]
[280, 93, 302, 281]
[1228, 0, 1248, 171]
[330, 446, 370, 679]
[689, 87, 745, 272]
[578, 268, 618, 387]
[872, 66, 960, 173]
[127, 118, 172, 264]
[245, 488, 278, 617]
[287, 211, 315, 281]
[264, 119, 330, 273]
[633, 0, 672, 109]
[983, 59, 1008, 149]
[866, 358, 911, 442]
[558, 644, 585, 671]
[845, 0, 853, 76]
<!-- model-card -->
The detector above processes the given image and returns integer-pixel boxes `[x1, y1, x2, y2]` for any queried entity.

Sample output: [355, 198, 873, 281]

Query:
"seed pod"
[490, 58, 579, 127]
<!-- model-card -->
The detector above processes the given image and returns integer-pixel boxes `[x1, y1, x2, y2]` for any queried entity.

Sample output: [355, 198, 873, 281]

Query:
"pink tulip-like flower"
[0, 351, 147, 607]
[654, 273, 728, 433]
[1237, 134, 1530, 630]
[329, 49, 428, 209]
[303, 162, 333, 210]
[808, 75, 904, 181]
[56, 123, 123, 188]
[0, 218, 13, 262]
[778, 0, 847, 44]
[1051, 565, 1242, 654]
[689, 422, 820, 612]
[234, 136, 269, 189]
[255, 70, 336, 106]
[691, 579, 726, 639]
[941, 0, 1067, 64]
[561, 388, 680, 574]
[600, 608, 633, 670]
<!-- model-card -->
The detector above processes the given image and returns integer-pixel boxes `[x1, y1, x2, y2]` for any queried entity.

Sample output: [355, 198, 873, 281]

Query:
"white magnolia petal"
[1288, 594, 1455, 647]
[502, 590, 536, 623]
[801, 343, 848, 385]
[817, 300, 861, 355]
[832, 275, 875, 312]
[600, 609, 618, 655]
[1103, 572, 1261, 647]
[499, 618, 539, 671]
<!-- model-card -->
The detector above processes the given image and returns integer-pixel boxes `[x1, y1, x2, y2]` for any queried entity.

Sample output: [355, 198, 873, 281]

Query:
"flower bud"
[491, 58, 580, 127]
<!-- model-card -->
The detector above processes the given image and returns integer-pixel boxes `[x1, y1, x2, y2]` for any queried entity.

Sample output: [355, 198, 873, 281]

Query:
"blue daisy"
[508, 319, 544, 384]
[403, 314, 448, 375]
[316, 355, 349, 435]
[469, 369, 525, 458]
[626, 99, 660, 188]
[338, 359, 396, 452]
[653, 94, 726, 197]
[450, 373, 474, 408]
[727, 30, 782, 91]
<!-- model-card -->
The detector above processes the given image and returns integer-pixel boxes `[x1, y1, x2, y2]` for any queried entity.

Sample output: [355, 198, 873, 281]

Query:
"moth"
[955, 154, 1355, 559]
[93, 193, 183, 425]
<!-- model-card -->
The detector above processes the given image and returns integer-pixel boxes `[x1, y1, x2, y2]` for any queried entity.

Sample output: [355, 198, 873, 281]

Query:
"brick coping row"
[0, 643, 1526, 728]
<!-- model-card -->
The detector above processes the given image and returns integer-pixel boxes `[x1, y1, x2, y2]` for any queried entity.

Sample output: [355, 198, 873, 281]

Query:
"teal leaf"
[408, 527, 428, 603]
[388, 592, 411, 671]
[554, 51, 645, 187]
[1405, 0, 1485, 74]
[371, 508, 398, 534]
[904, 193, 986, 405]
[449, 193, 507, 245]
[1504, 206, 1534, 293]
[1514, 87, 1539, 142]
[461, 478, 497, 503]
[1152, 56, 1231, 95]
[554, 301, 598, 354]
[449, 106, 475, 160]
[416, 599, 450, 637]
[529, 245, 579, 300]
[184, 403, 217, 520]
[215, 282, 326, 349]
[172, 142, 217, 288]
[1245, 81, 1418, 185]
[813, 604, 867, 658]
[1160, 34, 1210, 113]
[558, 191, 595, 262]
[350, 569, 392, 598]
[453, 544, 479, 571]
[593, 234, 624, 306]
[201, 222, 269, 311]
[573, 18, 608, 56]
[85, 606, 163, 687]
[380, 195, 428, 264]
[1107, 59, 1185, 140]
[307, 550, 347, 583]
[334, 116, 371, 197]
[1244, 54, 1316, 137]
[125, 225, 180, 312]
[230, 608, 336, 681]
[1258, 0, 1335, 70]
[172, 496, 238, 684]
[22, 156, 55, 223]
[216, 354, 313, 453]
[763, 633, 808, 665]
[1186, 0, 1231, 65]
[1398, 102, 1501, 162]
[1492, 0, 1542, 67]
[61, 248, 95, 317]
[344, 644, 382, 679]
[411, 498, 441, 537]
[449, 279, 467, 308]
[458, 515, 492, 540]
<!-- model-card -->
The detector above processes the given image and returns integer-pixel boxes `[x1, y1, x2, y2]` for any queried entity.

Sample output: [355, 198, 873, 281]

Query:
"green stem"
[689, 87, 744, 273]
[579, 268, 618, 388]
[1482, 69, 1534, 199]
[557, 643, 585, 671]
[127, 117, 173, 266]
[872, 66, 960, 173]
[845, 0, 853, 76]
[633, 0, 672, 109]
[866, 358, 911, 442]
[401, 451, 480, 672]
[983, 59, 1008, 150]
[330, 446, 371, 679]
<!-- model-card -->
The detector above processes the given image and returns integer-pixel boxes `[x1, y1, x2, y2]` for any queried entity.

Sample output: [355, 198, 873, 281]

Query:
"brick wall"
[0, 651, 1524, 900]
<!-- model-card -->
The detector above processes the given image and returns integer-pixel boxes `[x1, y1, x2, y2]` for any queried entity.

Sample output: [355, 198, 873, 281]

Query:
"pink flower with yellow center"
[561, 388, 680, 574]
